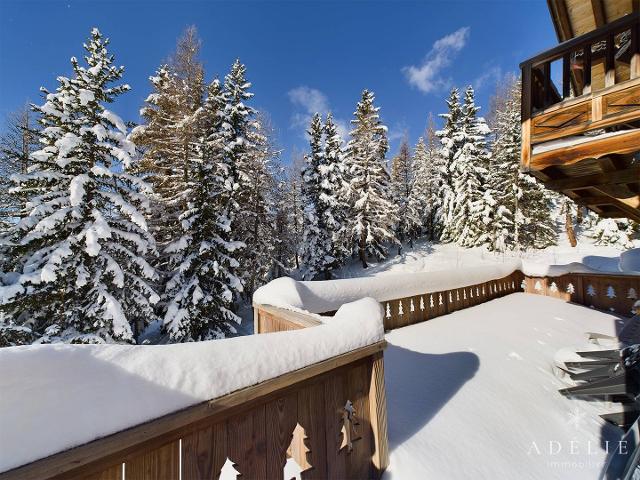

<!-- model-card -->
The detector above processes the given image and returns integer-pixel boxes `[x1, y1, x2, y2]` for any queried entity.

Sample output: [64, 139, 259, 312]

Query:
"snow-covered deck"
[383, 293, 626, 480]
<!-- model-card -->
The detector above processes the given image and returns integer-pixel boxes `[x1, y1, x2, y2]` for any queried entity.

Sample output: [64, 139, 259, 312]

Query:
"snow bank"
[0, 297, 383, 473]
[521, 260, 604, 277]
[383, 293, 625, 480]
[254, 260, 522, 314]
[619, 248, 640, 274]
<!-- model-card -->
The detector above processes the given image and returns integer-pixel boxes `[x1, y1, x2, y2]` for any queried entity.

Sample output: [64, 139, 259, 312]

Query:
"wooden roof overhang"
[520, 1, 640, 222]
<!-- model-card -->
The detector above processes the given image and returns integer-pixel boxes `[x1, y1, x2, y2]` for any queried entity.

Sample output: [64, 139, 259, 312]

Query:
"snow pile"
[254, 260, 522, 313]
[619, 248, 640, 274]
[0, 298, 383, 473]
[521, 261, 605, 277]
[531, 128, 640, 154]
[383, 293, 625, 480]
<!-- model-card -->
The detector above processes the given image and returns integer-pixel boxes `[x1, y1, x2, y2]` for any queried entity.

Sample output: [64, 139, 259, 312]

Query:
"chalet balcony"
[520, 12, 640, 222]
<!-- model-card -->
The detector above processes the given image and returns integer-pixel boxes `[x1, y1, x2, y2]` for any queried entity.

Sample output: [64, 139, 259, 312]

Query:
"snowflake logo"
[566, 407, 587, 430]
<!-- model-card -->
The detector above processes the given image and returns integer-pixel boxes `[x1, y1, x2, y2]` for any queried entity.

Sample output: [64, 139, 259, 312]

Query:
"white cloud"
[403, 27, 470, 94]
[473, 65, 503, 91]
[287, 86, 349, 140]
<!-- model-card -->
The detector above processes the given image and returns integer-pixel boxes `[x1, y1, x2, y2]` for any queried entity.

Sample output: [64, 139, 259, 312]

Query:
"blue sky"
[0, 0, 558, 161]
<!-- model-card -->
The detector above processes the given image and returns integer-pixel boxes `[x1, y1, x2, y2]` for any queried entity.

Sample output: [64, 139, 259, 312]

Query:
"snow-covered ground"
[382, 293, 626, 480]
[335, 238, 628, 279]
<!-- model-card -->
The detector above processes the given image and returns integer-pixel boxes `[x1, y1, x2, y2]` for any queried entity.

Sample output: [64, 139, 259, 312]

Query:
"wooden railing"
[520, 12, 640, 170]
[523, 272, 640, 316]
[255, 270, 638, 337]
[256, 271, 525, 333]
[1, 342, 389, 480]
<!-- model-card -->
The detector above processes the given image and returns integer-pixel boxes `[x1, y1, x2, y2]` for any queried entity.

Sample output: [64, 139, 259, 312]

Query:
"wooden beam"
[544, 166, 640, 191]
[547, 0, 573, 42]
[591, 0, 607, 28]
[592, 188, 640, 221]
[530, 129, 640, 169]
[605, 33, 616, 88]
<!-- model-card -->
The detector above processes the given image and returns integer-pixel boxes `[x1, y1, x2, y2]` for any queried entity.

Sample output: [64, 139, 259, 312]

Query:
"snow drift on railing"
[0, 297, 383, 473]
[254, 260, 522, 314]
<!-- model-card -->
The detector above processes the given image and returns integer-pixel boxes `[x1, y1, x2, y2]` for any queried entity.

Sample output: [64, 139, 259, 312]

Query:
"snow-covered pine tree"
[237, 112, 280, 296]
[588, 217, 636, 248]
[436, 89, 463, 242]
[0, 29, 158, 343]
[132, 65, 186, 271]
[391, 139, 421, 252]
[300, 113, 335, 279]
[482, 76, 557, 250]
[345, 90, 398, 268]
[443, 86, 491, 247]
[161, 78, 244, 341]
[322, 113, 350, 266]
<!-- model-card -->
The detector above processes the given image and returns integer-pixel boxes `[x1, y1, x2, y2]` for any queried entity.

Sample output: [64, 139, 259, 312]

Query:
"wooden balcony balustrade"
[520, 12, 640, 222]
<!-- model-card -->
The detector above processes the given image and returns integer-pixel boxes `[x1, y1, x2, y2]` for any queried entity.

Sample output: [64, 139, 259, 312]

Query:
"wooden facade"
[521, 3, 640, 222]
[0, 342, 389, 480]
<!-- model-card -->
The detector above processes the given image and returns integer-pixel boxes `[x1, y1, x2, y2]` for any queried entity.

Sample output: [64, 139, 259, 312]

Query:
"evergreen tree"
[436, 89, 463, 240]
[322, 113, 350, 265]
[162, 78, 243, 341]
[391, 139, 421, 251]
[442, 86, 490, 247]
[0, 29, 158, 343]
[237, 113, 280, 296]
[345, 90, 398, 268]
[486, 77, 556, 250]
[300, 113, 334, 279]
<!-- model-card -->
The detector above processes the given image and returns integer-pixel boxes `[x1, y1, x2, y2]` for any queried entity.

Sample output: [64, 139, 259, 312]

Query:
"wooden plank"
[265, 393, 297, 480]
[80, 465, 122, 480]
[2, 342, 385, 480]
[181, 422, 227, 480]
[591, 0, 607, 27]
[345, 363, 372, 480]
[126, 441, 179, 480]
[369, 352, 389, 477]
[323, 370, 348, 479]
[298, 382, 327, 480]
[227, 405, 267, 479]
[543, 166, 640, 190]
[631, 23, 640, 78]
[255, 304, 322, 333]
[605, 33, 616, 88]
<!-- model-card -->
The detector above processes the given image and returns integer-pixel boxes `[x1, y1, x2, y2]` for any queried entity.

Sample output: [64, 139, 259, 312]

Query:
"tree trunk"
[359, 230, 368, 269]
[565, 205, 577, 247]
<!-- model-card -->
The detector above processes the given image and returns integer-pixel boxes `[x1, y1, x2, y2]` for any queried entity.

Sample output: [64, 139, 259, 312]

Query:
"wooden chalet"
[521, 0, 640, 222]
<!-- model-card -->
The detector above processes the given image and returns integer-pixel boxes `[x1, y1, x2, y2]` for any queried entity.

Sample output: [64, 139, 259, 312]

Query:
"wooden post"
[521, 65, 532, 171]
[583, 44, 592, 94]
[562, 52, 571, 98]
[369, 351, 389, 478]
[605, 33, 615, 87]
[631, 23, 640, 79]
[543, 61, 552, 107]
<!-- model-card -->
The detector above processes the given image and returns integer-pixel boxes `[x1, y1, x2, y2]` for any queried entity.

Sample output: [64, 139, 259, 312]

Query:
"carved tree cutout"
[410, 298, 415, 312]
[566, 283, 575, 294]
[469, 288, 473, 298]
[606, 286, 616, 299]
[587, 284, 596, 297]
[463, 289, 467, 300]
[534, 281, 542, 291]
[549, 282, 558, 292]
[477, 286, 481, 296]
[511, 281, 515, 289]
[448, 291, 453, 303]
[429, 295, 435, 308]
[219, 457, 241, 480]
[340, 400, 360, 453]
[482, 286, 486, 295]
[456, 290, 460, 301]
[398, 301, 404, 315]
[286, 422, 312, 475]
[438, 293, 443, 306]
[628, 288, 638, 300]
[385, 303, 391, 319]
[420, 296, 425, 310]
[520, 280, 526, 290]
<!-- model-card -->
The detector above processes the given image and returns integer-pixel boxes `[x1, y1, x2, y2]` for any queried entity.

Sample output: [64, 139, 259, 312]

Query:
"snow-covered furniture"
[0, 298, 390, 480]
